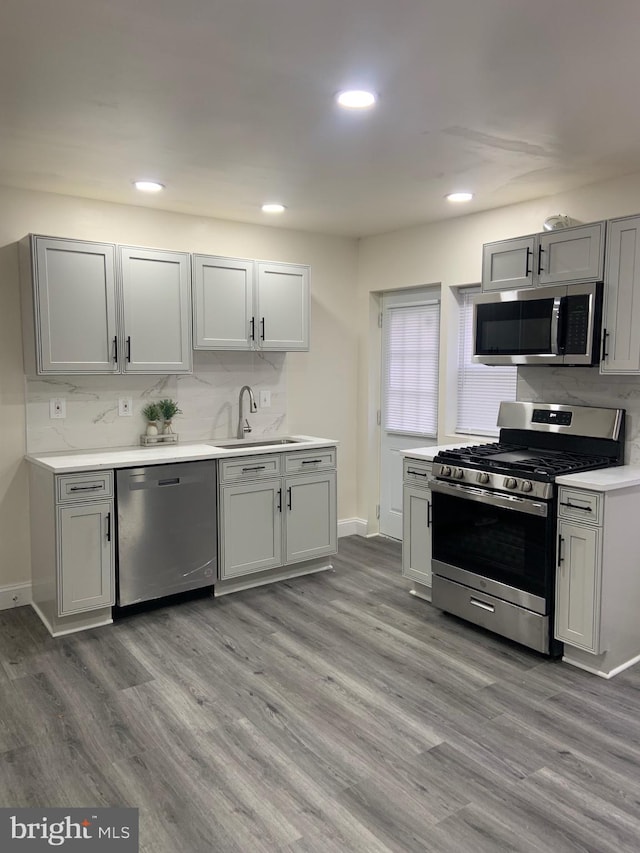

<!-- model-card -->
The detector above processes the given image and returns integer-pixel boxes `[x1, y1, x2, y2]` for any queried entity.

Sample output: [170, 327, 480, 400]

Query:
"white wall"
[357, 170, 640, 526]
[0, 185, 359, 590]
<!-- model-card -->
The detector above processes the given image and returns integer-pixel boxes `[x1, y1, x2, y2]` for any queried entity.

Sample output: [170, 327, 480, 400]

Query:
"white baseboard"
[338, 518, 368, 537]
[0, 581, 32, 611]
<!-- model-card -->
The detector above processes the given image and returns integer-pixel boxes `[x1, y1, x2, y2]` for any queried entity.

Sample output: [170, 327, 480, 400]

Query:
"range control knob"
[454, 467, 464, 480]
[440, 465, 452, 477]
[505, 477, 518, 490]
[476, 472, 489, 484]
[521, 480, 533, 493]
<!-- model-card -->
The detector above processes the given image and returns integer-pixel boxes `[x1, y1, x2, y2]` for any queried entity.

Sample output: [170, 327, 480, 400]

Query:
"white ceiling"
[3, 0, 640, 237]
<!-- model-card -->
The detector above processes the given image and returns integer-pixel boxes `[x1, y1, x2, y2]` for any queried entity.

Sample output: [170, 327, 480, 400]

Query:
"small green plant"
[142, 402, 162, 422]
[158, 398, 182, 420]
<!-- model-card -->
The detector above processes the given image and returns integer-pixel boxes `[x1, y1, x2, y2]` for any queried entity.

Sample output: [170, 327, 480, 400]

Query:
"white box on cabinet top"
[192, 254, 310, 351]
[19, 235, 192, 375]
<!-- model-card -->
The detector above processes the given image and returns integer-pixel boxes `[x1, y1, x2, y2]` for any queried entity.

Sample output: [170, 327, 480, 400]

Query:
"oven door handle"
[430, 479, 548, 517]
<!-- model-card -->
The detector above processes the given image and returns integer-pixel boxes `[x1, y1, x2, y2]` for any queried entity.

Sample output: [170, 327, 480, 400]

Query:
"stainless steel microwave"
[473, 282, 603, 366]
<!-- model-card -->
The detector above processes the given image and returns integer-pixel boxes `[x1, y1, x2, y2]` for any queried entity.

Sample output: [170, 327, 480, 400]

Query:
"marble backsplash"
[517, 366, 640, 463]
[25, 350, 287, 453]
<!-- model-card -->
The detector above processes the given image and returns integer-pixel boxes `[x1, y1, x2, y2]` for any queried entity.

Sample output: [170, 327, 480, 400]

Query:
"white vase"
[146, 421, 159, 436]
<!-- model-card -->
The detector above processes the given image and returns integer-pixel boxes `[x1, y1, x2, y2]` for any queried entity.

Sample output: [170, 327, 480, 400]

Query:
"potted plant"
[142, 402, 162, 436]
[158, 398, 182, 434]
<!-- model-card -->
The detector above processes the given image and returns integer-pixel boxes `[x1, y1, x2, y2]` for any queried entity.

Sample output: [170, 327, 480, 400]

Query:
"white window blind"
[457, 287, 517, 436]
[383, 300, 440, 437]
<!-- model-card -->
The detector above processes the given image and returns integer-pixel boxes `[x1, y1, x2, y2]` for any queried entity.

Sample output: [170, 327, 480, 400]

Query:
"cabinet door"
[284, 472, 337, 564]
[554, 521, 601, 653]
[34, 237, 118, 373]
[600, 215, 640, 374]
[402, 484, 432, 587]
[537, 223, 605, 286]
[482, 237, 535, 291]
[57, 501, 114, 615]
[256, 262, 310, 350]
[220, 479, 282, 578]
[120, 247, 192, 373]
[192, 255, 254, 350]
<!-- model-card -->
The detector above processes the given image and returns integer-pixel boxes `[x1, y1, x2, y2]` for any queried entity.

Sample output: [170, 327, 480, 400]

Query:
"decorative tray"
[139, 433, 179, 446]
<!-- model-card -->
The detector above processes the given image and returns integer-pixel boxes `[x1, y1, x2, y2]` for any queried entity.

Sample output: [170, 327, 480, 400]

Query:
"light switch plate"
[49, 398, 66, 419]
[259, 390, 271, 408]
[118, 397, 133, 417]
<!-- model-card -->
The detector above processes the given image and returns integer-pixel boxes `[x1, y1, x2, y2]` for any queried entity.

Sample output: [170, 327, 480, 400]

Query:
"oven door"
[430, 480, 555, 614]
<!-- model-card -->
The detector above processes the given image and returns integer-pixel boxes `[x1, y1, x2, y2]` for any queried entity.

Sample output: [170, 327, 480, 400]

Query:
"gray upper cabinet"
[600, 214, 640, 374]
[256, 262, 310, 350]
[482, 236, 536, 291]
[20, 235, 192, 375]
[537, 222, 605, 286]
[119, 246, 192, 373]
[192, 255, 253, 350]
[23, 236, 119, 374]
[192, 255, 310, 352]
[481, 222, 606, 291]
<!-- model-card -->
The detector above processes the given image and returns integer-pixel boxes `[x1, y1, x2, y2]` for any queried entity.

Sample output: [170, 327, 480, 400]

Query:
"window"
[383, 299, 440, 437]
[457, 287, 517, 436]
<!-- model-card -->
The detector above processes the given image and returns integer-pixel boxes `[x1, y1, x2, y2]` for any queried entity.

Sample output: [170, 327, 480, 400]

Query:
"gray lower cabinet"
[220, 479, 283, 578]
[402, 458, 433, 590]
[20, 235, 192, 374]
[218, 449, 337, 582]
[58, 500, 114, 615]
[192, 254, 310, 352]
[555, 519, 601, 652]
[29, 465, 116, 636]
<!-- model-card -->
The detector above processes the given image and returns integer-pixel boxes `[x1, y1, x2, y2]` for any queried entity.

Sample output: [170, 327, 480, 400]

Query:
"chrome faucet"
[237, 385, 258, 439]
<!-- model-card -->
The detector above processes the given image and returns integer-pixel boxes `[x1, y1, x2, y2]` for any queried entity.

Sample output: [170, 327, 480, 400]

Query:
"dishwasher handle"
[158, 477, 180, 486]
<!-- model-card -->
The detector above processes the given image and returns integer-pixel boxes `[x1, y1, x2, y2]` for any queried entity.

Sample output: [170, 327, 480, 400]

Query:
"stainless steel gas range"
[430, 401, 625, 656]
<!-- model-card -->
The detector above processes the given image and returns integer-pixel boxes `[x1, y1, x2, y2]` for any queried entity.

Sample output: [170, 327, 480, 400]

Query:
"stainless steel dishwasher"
[116, 460, 217, 606]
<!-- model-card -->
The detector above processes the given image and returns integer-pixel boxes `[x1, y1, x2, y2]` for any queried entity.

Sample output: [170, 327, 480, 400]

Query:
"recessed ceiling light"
[261, 203, 286, 214]
[133, 180, 165, 192]
[336, 90, 377, 109]
[446, 191, 474, 202]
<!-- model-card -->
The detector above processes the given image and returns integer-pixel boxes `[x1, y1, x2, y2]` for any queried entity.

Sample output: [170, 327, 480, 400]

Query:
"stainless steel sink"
[209, 438, 303, 449]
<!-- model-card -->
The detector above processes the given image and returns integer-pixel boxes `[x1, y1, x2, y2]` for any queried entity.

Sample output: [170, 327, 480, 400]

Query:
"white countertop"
[556, 465, 640, 492]
[26, 435, 338, 473]
[401, 442, 491, 463]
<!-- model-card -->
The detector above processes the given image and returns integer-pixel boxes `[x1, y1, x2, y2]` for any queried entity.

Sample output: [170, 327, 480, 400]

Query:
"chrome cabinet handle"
[241, 465, 266, 472]
[69, 484, 102, 492]
[301, 459, 322, 465]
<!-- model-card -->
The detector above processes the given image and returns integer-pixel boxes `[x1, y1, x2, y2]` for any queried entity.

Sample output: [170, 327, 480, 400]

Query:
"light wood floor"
[1, 535, 640, 852]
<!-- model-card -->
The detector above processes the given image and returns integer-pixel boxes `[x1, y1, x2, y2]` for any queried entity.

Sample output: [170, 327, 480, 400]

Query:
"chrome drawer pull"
[470, 598, 495, 613]
[69, 484, 102, 491]
[559, 500, 592, 512]
[241, 465, 267, 472]
[301, 459, 323, 465]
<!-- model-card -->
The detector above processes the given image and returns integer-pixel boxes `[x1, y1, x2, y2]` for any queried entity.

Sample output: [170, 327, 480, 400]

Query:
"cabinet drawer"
[558, 488, 602, 525]
[219, 454, 281, 483]
[284, 447, 336, 474]
[56, 471, 113, 502]
[403, 458, 433, 485]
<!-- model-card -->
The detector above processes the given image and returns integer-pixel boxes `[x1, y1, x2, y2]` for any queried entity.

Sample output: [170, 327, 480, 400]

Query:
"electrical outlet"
[50, 398, 66, 419]
[259, 390, 271, 408]
[118, 397, 133, 417]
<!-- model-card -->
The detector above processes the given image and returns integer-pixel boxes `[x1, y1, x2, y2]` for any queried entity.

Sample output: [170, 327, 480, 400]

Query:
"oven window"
[475, 299, 554, 355]
[431, 491, 552, 598]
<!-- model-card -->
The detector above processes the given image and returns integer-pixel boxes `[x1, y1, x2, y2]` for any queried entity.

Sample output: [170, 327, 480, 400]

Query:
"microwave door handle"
[550, 296, 562, 355]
